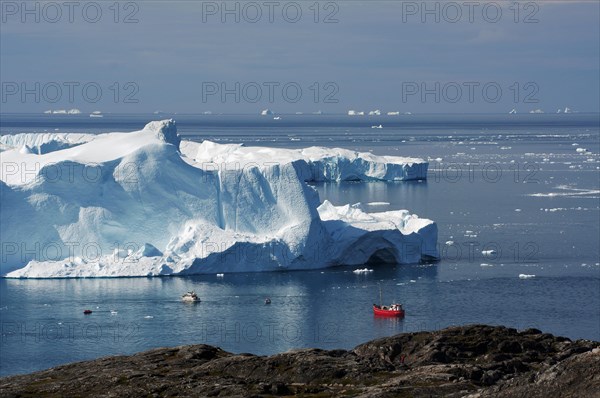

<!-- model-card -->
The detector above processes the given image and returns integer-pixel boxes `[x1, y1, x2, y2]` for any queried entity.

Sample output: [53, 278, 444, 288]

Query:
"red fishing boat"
[83, 309, 93, 314]
[373, 303, 405, 317]
[373, 286, 405, 317]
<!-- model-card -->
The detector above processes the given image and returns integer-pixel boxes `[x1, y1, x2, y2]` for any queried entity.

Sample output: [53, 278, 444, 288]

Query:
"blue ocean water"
[1, 113, 599, 377]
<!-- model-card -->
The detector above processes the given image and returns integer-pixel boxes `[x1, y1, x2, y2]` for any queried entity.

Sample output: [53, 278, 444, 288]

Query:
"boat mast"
[379, 285, 383, 307]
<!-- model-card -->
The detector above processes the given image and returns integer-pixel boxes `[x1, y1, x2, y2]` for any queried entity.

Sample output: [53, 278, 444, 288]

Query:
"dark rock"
[269, 382, 289, 395]
[1, 324, 598, 398]
[522, 328, 543, 335]
[498, 340, 523, 354]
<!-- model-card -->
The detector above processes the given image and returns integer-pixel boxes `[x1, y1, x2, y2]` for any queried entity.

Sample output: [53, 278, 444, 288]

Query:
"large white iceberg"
[0, 120, 437, 278]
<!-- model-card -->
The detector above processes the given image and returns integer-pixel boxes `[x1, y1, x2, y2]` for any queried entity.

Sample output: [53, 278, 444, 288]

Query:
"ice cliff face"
[181, 140, 428, 182]
[0, 120, 437, 277]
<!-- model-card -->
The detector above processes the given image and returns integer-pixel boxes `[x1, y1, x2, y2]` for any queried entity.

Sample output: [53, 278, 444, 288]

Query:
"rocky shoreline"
[1, 324, 599, 397]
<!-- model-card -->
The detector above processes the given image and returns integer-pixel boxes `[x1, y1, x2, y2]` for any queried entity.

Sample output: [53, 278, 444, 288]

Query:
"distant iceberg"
[45, 109, 81, 115]
[529, 109, 544, 114]
[368, 110, 381, 116]
[0, 120, 437, 277]
[347, 110, 365, 116]
[260, 109, 274, 116]
[387, 111, 400, 116]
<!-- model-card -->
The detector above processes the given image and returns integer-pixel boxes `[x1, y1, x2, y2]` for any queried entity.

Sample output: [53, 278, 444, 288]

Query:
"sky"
[1, 0, 599, 114]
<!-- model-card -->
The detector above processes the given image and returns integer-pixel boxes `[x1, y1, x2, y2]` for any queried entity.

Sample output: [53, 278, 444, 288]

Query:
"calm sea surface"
[1, 113, 599, 377]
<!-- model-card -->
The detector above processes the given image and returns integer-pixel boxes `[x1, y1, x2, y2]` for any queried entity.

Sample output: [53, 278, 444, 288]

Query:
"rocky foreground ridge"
[1, 325, 599, 397]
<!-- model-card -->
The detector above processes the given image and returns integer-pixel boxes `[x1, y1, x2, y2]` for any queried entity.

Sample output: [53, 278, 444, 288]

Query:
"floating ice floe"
[518, 274, 536, 279]
[529, 186, 600, 198]
[367, 202, 390, 206]
[352, 268, 374, 274]
[1, 120, 438, 278]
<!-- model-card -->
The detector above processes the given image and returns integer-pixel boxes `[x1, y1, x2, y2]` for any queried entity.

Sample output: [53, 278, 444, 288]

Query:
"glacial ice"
[519, 274, 536, 279]
[0, 120, 437, 278]
[0, 132, 95, 155]
[180, 140, 427, 182]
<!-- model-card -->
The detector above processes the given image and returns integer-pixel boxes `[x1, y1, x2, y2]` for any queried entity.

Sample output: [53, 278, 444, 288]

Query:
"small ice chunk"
[518, 274, 535, 279]
[367, 202, 390, 206]
[353, 268, 374, 274]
